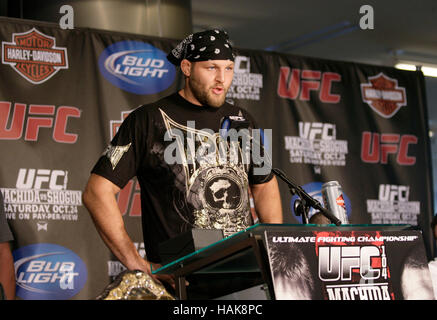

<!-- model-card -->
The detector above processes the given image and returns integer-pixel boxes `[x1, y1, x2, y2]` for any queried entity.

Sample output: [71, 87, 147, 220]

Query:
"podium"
[153, 224, 435, 300]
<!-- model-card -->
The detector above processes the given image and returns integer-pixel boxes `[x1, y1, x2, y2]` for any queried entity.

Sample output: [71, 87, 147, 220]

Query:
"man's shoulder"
[131, 93, 178, 115]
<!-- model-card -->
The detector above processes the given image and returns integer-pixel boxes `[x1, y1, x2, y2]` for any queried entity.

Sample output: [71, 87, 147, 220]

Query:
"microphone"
[271, 168, 342, 226]
[220, 115, 251, 136]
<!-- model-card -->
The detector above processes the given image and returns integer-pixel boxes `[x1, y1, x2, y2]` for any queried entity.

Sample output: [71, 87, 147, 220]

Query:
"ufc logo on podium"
[318, 246, 383, 281]
[361, 132, 417, 165]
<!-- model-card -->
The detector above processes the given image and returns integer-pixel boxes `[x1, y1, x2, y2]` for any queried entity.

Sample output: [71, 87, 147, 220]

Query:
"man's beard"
[188, 77, 228, 108]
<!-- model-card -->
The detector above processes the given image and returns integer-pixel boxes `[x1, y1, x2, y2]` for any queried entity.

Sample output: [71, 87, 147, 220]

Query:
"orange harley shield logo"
[2, 28, 68, 84]
[360, 73, 407, 118]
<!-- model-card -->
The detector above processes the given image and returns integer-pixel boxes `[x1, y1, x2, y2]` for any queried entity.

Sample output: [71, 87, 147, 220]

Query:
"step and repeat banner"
[0, 17, 434, 299]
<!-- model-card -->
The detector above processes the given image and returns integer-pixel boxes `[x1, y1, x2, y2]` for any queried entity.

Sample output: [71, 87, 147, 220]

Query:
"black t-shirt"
[91, 92, 272, 262]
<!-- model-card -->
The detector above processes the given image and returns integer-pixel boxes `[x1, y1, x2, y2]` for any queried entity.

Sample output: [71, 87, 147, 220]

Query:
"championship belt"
[96, 270, 175, 300]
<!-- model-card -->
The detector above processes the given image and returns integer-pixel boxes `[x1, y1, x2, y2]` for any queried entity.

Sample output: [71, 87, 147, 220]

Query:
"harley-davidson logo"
[2, 28, 68, 84]
[360, 73, 407, 118]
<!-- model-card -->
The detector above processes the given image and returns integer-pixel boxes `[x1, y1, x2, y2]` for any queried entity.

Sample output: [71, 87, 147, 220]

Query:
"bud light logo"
[13, 243, 87, 300]
[290, 182, 352, 223]
[98, 41, 176, 95]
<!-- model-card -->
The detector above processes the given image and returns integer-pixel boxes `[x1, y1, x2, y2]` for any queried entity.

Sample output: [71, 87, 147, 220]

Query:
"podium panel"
[264, 228, 435, 300]
[153, 224, 435, 300]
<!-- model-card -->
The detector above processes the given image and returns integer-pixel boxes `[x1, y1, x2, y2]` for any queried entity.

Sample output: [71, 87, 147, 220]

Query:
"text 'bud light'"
[13, 243, 87, 300]
[98, 41, 176, 95]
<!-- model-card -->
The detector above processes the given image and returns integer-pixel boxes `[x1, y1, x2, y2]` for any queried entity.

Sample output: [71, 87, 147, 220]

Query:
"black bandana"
[167, 29, 235, 66]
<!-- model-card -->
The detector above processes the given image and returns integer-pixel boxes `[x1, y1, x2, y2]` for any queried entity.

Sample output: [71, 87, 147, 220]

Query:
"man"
[83, 29, 282, 289]
[0, 192, 15, 300]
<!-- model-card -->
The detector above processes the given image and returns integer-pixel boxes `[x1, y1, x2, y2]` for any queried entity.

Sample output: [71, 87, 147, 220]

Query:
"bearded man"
[83, 29, 282, 294]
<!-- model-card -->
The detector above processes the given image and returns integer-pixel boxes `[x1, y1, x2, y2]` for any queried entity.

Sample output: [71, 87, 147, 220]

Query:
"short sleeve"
[0, 192, 14, 242]
[91, 109, 146, 188]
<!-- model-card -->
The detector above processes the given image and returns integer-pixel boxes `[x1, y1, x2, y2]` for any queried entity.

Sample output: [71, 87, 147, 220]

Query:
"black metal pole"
[272, 168, 341, 226]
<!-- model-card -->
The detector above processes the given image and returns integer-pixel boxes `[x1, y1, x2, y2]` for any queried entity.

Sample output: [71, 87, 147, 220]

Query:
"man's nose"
[215, 68, 225, 83]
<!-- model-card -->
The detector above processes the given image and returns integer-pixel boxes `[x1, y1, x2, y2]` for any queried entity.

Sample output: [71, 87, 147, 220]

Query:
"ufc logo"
[117, 178, 141, 217]
[278, 67, 341, 103]
[319, 246, 381, 281]
[299, 122, 336, 140]
[0, 102, 81, 143]
[16, 168, 68, 190]
[378, 184, 409, 202]
[361, 132, 417, 165]
[234, 56, 250, 74]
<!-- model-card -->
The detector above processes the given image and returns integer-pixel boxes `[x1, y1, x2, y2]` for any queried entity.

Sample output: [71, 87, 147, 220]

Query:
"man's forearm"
[83, 174, 175, 287]
[83, 174, 148, 272]
[251, 176, 283, 223]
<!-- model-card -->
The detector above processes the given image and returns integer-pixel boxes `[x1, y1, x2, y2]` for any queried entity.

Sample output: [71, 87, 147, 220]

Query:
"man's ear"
[180, 59, 191, 77]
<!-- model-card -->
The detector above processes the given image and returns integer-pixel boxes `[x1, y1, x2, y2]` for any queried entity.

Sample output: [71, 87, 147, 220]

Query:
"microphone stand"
[271, 168, 342, 226]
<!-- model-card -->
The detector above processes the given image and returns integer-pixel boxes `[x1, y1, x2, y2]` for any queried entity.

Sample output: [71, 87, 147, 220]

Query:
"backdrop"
[0, 17, 433, 300]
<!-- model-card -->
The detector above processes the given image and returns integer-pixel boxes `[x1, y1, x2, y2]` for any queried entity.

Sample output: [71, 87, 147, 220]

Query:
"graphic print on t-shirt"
[160, 109, 252, 236]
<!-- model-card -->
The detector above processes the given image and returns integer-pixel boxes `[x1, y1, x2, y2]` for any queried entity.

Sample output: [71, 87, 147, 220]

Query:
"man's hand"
[150, 262, 177, 289]
[133, 258, 175, 289]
